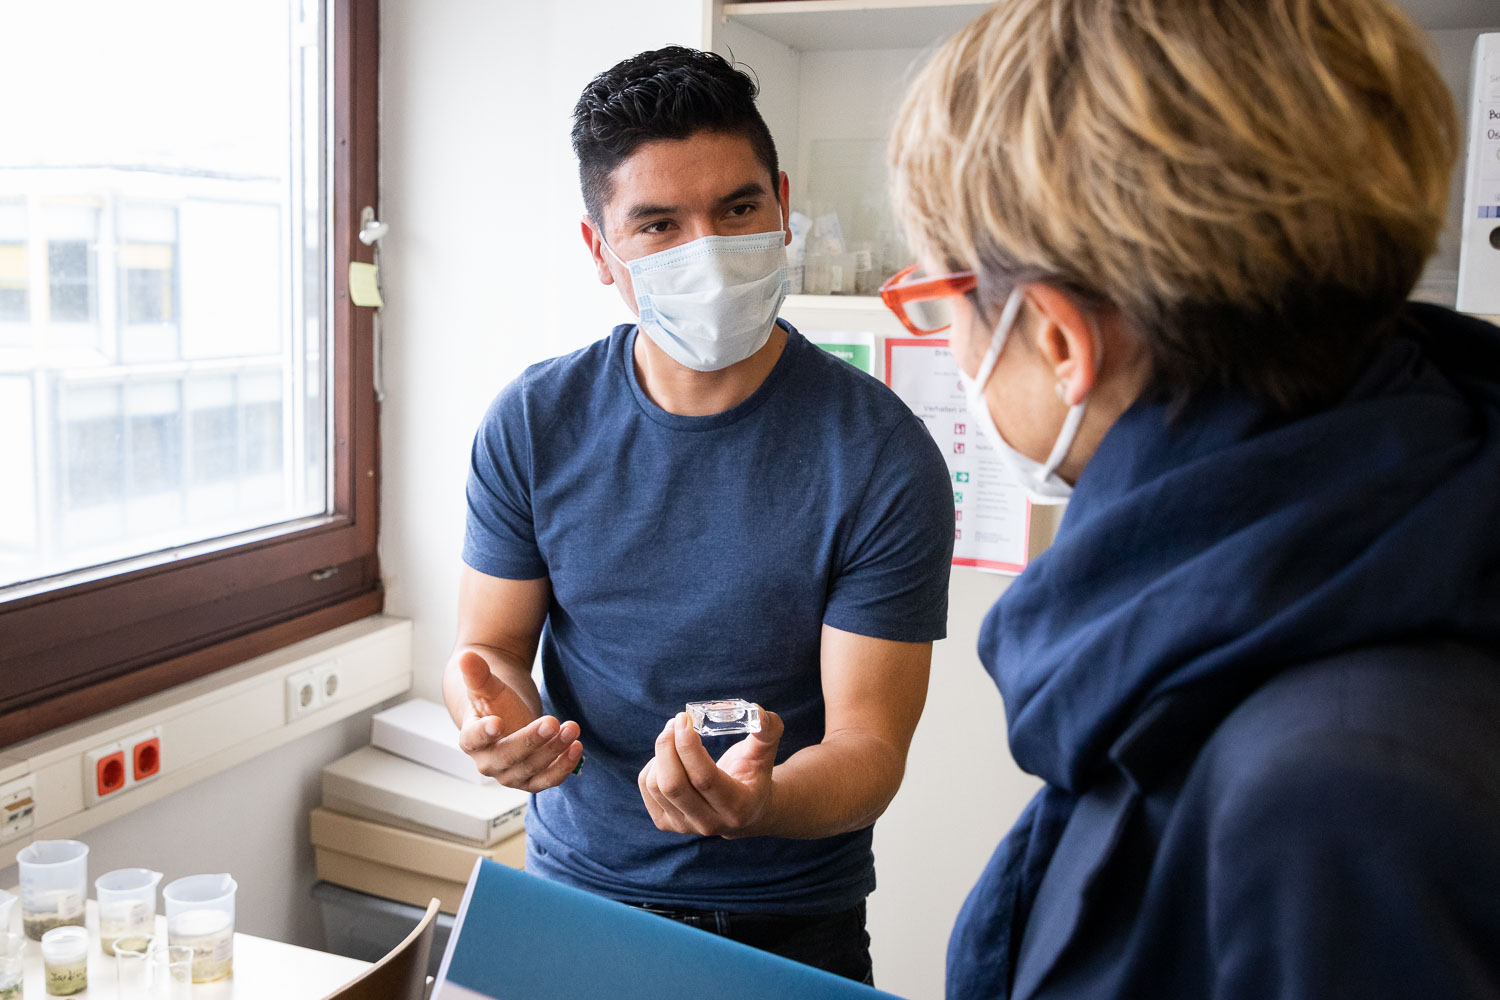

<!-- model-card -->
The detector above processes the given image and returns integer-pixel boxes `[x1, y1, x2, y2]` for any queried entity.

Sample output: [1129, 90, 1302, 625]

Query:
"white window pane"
[0, 0, 327, 592]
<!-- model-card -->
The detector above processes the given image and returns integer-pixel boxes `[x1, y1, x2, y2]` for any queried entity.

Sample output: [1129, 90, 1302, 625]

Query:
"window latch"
[358, 206, 388, 245]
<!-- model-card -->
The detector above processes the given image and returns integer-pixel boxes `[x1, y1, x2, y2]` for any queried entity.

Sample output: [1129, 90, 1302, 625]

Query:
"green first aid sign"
[814, 342, 873, 375]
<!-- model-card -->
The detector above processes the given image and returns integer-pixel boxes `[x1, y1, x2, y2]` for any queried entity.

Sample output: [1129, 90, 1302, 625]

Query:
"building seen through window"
[0, 0, 328, 593]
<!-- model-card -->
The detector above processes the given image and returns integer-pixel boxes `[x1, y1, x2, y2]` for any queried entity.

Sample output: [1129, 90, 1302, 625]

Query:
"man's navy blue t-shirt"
[463, 321, 954, 914]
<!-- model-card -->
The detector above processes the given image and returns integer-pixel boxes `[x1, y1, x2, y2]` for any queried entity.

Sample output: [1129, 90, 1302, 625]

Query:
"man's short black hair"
[571, 46, 779, 232]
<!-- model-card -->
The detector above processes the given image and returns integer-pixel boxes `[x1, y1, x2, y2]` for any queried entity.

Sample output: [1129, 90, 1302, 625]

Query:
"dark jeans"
[633, 900, 874, 985]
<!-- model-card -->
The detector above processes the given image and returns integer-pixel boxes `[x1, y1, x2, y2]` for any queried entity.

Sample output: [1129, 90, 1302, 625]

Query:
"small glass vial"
[686, 699, 762, 737]
[41, 925, 88, 996]
[0, 931, 25, 1000]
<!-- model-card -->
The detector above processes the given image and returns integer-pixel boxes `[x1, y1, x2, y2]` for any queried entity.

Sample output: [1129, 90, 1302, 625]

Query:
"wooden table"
[5, 898, 370, 998]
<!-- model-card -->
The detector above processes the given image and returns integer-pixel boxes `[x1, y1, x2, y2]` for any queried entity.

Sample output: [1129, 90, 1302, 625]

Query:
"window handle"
[358, 206, 388, 245]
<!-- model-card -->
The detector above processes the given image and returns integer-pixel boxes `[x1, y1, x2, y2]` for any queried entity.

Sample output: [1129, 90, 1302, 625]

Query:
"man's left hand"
[638, 708, 783, 839]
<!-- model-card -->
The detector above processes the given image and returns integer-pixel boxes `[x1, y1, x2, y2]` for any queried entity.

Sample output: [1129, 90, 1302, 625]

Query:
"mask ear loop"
[973, 289, 1025, 389]
[1036, 317, 1102, 482]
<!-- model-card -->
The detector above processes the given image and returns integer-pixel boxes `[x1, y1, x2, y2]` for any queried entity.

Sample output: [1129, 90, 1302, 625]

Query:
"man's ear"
[580, 216, 614, 286]
[1024, 284, 1099, 406]
[778, 171, 791, 247]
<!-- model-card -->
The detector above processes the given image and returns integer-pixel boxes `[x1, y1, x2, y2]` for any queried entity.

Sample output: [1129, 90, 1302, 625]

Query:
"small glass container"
[686, 699, 762, 737]
[114, 936, 155, 1000]
[0, 932, 25, 1000]
[827, 252, 858, 295]
[851, 242, 877, 295]
[153, 944, 195, 1000]
[40, 926, 88, 996]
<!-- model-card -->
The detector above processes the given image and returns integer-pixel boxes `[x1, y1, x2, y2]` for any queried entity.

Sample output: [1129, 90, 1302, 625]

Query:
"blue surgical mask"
[603, 230, 789, 372]
[959, 289, 1091, 505]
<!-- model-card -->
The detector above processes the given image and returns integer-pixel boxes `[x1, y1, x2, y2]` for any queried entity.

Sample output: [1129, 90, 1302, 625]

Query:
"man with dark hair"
[443, 46, 953, 983]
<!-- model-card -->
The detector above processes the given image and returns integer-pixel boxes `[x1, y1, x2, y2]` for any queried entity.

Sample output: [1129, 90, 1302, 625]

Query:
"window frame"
[0, 0, 382, 746]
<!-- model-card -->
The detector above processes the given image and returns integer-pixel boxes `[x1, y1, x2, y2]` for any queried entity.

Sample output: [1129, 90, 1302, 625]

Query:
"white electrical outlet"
[285, 668, 322, 722]
[0, 773, 36, 844]
[315, 660, 344, 706]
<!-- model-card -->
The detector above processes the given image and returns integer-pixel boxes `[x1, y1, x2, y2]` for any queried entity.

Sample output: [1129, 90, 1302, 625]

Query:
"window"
[0, 202, 27, 333]
[120, 204, 179, 332]
[0, 0, 380, 745]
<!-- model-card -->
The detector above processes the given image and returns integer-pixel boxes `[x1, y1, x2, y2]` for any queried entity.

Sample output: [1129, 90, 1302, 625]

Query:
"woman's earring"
[1054, 382, 1066, 401]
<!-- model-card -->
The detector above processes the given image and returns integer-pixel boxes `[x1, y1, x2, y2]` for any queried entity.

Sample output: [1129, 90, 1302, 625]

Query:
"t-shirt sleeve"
[823, 414, 955, 642]
[462, 376, 549, 580]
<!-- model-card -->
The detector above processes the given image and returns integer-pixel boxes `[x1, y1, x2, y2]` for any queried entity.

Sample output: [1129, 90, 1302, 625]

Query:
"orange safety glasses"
[878, 264, 978, 337]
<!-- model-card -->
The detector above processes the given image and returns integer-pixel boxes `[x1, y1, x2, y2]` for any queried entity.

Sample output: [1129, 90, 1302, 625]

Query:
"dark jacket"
[948, 305, 1500, 999]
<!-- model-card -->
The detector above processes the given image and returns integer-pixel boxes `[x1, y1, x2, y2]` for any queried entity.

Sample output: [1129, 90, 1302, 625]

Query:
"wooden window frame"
[0, 0, 382, 746]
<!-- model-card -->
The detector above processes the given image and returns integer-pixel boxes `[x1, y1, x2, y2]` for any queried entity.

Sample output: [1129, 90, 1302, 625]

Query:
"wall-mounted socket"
[1, 772, 36, 844]
[127, 726, 162, 785]
[286, 659, 343, 723]
[315, 661, 344, 707]
[285, 667, 321, 722]
[84, 742, 128, 807]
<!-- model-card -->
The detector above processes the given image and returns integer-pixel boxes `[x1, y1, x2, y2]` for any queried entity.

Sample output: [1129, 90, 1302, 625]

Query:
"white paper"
[885, 338, 1032, 574]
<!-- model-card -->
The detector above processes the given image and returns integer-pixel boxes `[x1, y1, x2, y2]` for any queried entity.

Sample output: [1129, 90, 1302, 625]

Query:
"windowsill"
[0, 614, 411, 866]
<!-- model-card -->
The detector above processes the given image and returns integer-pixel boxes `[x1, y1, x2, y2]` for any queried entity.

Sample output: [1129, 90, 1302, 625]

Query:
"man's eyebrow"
[716, 182, 769, 206]
[622, 202, 679, 224]
[618, 182, 771, 227]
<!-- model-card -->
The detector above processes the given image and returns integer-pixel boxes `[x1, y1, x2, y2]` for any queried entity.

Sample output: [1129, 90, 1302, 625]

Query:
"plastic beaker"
[0, 932, 25, 1000]
[163, 873, 236, 983]
[16, 840, 88, 941]
[0, 889, 15, 931]
[96, 868, 163, 955]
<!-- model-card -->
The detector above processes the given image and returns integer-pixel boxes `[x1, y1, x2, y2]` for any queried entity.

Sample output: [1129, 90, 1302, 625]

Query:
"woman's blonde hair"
[890, 0, 1458, 411]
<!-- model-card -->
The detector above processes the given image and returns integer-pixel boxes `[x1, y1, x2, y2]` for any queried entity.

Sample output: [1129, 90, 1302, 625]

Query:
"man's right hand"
[454, 649, 583, 792]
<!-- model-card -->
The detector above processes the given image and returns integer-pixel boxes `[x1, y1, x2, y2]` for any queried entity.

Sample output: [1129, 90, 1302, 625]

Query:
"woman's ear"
[1023, 284, 1098, 406]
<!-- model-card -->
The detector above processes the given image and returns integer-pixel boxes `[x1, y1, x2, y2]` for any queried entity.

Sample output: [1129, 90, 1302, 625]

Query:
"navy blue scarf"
[947, 305, 1500, 998]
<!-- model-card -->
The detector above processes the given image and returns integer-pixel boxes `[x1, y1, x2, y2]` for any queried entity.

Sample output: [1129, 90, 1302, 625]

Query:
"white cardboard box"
[372, 697, 495, 786]
[322, 746, 527, 847]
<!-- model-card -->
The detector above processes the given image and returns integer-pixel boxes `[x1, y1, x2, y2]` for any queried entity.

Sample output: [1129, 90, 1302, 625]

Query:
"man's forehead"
[603, 133, 774, 224]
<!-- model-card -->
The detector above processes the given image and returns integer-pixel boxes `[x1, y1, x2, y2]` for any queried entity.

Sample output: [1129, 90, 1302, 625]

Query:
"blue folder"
[432, 858, 910, 999]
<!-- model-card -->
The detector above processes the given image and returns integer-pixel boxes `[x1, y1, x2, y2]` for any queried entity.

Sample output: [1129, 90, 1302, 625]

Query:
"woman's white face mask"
[602, 230, 789, 372]
[958, 290, 1093, 505]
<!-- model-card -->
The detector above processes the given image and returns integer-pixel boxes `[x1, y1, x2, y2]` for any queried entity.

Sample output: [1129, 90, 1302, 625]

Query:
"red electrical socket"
[132, 735, 161, 781]
[96, 750, 127, 797]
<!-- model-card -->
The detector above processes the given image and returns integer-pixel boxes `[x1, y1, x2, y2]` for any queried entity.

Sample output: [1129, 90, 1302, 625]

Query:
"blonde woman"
[884, 1, 1500, 997]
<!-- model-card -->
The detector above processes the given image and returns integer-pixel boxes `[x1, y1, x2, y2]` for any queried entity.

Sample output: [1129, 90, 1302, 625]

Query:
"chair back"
[321, 896, 441, 1000]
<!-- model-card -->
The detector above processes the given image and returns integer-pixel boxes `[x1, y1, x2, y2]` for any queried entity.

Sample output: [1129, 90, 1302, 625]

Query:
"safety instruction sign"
[885, 338, 1032, 574]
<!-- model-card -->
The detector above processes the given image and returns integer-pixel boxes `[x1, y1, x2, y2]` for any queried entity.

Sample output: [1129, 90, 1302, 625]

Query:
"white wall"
[0, 707, 385, 949]
[378, 0, 707, 702]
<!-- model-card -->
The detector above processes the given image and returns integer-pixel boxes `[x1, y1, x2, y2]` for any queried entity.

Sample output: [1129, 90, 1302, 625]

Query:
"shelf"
[721, 0, 1496, 51]
[785, 293, 883, 310]
[721, 0, 990, 52]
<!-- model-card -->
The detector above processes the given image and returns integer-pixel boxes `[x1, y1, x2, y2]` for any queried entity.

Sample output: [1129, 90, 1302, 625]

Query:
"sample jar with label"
[41, 925, 88, 996]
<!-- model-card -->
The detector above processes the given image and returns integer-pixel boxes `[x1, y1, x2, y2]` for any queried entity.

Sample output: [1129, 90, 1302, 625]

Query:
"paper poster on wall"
[885, 338, 1032, 574]
[807, 330, 876, 375]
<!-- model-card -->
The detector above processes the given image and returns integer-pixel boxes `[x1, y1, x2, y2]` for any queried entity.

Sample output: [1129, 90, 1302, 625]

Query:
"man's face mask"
[602, 230, 789, 372]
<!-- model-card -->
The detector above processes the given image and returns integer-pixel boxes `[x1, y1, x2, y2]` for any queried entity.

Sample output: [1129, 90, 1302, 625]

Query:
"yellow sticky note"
[348, 261, 383, 307]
